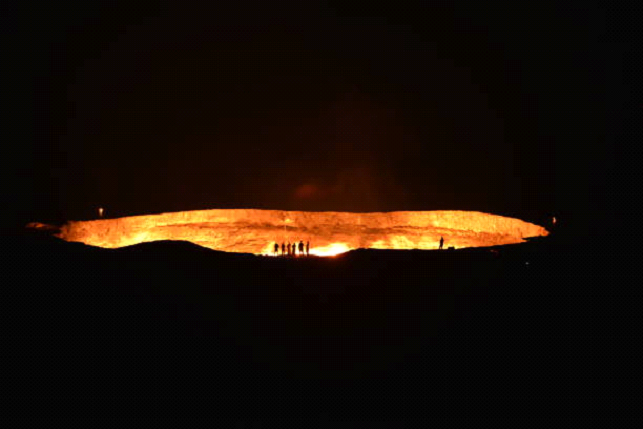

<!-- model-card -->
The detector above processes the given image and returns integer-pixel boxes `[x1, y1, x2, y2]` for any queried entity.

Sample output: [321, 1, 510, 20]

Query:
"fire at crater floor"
[42, 209, 549, 257]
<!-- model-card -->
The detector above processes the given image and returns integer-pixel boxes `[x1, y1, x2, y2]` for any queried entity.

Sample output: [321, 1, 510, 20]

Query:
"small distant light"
[98, 207, 104, 218]
[525, 261, 530, 265]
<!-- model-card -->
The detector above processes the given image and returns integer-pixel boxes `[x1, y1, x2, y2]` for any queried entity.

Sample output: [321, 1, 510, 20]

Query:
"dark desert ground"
[3, 225, 639, 425]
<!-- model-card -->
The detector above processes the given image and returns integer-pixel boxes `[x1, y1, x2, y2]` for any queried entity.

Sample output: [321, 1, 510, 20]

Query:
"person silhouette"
[274, 242, 279, 256]
[298, 240, 304, 257]
[292, 243, 297, 257]
[287, 242, 292, 256]
[439, 236, 444, 250]
[306, 241, 310, 257]
[281, 242, 285, 256]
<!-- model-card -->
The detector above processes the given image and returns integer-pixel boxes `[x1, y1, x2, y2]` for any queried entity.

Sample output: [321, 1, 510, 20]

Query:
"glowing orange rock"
[50, 209, 548, 256]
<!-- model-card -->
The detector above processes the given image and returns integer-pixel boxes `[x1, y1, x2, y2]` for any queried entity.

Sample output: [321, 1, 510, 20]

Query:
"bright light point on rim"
[310, 243, 351, 257]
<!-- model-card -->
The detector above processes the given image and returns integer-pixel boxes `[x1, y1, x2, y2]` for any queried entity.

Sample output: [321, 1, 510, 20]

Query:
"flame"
[310, 243, 351, 257]
[49, 209, 549, 257]
[260, 242, 280, 256]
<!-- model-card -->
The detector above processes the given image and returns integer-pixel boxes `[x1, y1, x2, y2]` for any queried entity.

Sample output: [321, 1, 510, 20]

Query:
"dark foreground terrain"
[3, 230, 640, 426]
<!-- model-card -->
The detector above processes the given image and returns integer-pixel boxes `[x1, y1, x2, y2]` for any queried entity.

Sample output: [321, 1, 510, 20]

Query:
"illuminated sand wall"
[53, 209, 548, 256]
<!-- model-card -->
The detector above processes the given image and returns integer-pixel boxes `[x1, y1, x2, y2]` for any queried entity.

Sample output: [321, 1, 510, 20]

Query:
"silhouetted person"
[439, 236, 444, 250]
[281, 242, 285, 256]
[306, 241, 310, 257]
[298, 240, 304, 257]
[287, 243, 292, 256]
[274, 242, 279, 256]
[292, 243, 297, 257]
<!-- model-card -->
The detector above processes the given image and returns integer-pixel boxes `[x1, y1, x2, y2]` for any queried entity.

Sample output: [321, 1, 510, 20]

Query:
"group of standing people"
[271, 237, 444, 255]
[274, 240, 310, 257]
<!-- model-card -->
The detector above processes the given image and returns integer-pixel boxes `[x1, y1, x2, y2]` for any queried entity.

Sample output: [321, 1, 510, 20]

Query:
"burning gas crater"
[46, 209, 549, 257]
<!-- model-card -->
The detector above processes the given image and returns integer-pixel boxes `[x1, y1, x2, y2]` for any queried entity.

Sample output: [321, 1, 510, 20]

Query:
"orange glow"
[293, 184, 319, 199]
[47, 209, 549, 257]
[310, 243, 352, 257]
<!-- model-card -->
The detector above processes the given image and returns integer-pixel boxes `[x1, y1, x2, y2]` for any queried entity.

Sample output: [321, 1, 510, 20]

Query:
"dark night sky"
[4, 1, 639, 237]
